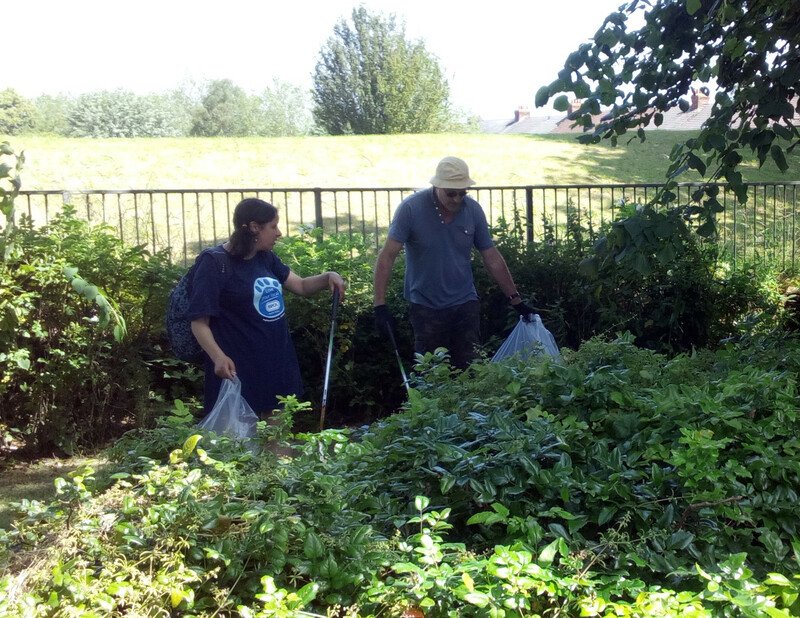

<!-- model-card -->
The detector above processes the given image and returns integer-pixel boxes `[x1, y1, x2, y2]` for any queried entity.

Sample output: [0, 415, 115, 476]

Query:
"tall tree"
[536, 0, 800, 235]
[312, 7, 451, 135]
[190, 79, 261, 137]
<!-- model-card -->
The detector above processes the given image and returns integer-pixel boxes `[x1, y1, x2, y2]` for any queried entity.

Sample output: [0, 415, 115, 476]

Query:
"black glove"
[513, 302, 536, 322]
[374, 304, 396, 337]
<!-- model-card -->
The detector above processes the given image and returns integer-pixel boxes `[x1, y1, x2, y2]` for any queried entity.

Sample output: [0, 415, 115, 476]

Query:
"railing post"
[525, 186, 534, 243]
[314, 188, 324, 237]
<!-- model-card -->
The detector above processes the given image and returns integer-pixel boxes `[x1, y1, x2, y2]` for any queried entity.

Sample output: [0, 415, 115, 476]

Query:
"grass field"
[5, 131, 799, 191]
[4, 131, 800, 266]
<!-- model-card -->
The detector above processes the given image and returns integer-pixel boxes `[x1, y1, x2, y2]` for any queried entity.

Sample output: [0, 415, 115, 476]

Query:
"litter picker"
[319, 287, 340, 431]
[387, 327, 410, 393]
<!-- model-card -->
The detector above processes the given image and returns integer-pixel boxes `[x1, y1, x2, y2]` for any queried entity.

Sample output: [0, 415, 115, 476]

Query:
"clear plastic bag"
[491, 314, 560, 362]
[197, 376, 259, 440]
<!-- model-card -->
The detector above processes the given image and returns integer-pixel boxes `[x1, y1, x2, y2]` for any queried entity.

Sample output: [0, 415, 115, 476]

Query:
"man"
[373, 156, 534, 369]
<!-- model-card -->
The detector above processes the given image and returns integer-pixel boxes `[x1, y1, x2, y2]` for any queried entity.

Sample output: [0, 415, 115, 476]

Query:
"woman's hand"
[192, 317, 235, 380]
[283, 270, 347, 300]
[213, 354, 237, 381]
[328, 271, 346, 302]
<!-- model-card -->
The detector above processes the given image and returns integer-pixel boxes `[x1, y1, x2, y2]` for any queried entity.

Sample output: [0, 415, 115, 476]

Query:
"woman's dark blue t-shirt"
[186, 245, 303, 415]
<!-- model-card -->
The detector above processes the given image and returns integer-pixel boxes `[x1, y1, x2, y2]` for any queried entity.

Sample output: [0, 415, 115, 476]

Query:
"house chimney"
[690, 88, 709, 111]
[514, 106, 530, 122]
[568, 99, 583, 115]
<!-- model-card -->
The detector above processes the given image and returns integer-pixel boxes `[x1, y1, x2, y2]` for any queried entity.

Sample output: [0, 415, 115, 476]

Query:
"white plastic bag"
[491, 314, 560, 362]
[197, 376, 259, 440]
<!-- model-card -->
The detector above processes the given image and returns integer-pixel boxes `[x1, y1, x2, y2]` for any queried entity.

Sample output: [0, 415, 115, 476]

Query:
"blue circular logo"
[254, 277, 284, 321]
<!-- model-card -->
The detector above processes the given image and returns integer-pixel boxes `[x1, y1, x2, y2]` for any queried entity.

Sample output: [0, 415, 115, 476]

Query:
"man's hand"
[513, 302, 536, 322]
[374, 304, 396, 336]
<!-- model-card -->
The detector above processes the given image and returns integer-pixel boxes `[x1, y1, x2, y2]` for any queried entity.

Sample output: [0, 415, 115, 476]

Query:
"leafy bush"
[189, 79, 261, 137]
[29, 94, 73, 135]
[579, 201, 774, 351]
[478, 209, 599, 352]
[479, 202, 776, 356]
[378, 334, 800, 581]
[281, 226, 413, 428]
[2, 333, 799, 616]
[0, 195, 784, 456]
[0, 207, 183, 454]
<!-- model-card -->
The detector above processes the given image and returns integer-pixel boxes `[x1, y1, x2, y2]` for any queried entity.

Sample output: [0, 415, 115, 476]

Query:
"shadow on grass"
[0, 457, 110, 530]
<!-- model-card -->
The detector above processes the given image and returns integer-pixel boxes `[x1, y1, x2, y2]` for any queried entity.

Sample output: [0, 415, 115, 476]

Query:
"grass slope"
[5, 131, 799, 191]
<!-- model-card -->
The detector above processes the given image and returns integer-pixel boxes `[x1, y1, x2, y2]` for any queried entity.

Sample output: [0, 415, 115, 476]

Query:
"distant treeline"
[0, 79, 321, 138]
[2, 78, 477, 139]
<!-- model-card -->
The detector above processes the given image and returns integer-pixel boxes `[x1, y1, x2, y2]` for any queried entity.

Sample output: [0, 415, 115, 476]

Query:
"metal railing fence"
[13, 182, 800, 270]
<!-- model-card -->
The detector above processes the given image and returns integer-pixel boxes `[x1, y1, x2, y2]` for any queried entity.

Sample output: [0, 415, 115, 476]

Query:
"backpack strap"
[196, 246, 232, 279]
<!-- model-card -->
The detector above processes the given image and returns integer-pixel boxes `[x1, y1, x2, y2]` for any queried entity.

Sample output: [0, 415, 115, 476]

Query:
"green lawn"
[5, 131, 798, 192]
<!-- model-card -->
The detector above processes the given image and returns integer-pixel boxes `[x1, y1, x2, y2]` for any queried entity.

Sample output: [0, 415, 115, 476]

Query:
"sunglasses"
[445, 190, 468, 198]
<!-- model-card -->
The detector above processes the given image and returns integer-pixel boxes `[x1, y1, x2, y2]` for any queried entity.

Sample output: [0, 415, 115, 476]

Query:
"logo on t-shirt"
[254, 277, 285, 321]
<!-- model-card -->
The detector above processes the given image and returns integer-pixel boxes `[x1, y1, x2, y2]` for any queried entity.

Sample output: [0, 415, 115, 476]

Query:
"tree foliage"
[0, 88, 35, 135]
[536, 0, 800, 234]
[68, 90, 186, 138]
[30, 94, 73, 135]
[0, 78, 314, 138]
[260, 78, 313, 137]
[312, 7, 451, 135]
[190, 79, 261, 137]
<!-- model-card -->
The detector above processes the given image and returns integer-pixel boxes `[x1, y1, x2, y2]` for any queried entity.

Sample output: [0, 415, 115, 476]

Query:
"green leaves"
[62, 265, 127, 340]
[771, 145, 789, 172]
[69, 89, 187, 138]
[686, 0, 702, 16]
[303, 532, 326, 560]
[538, 0, 800, 218]
[466, 503, 509, 527]
[5, 330, 800, 616]
[686, 152, 707, 176]
[0, 203, 179, 453]
[537, 537, 568, 567]
[553, 95, 570, 113]
[0, 141, 24, 260]
[534, 86, 550, 108]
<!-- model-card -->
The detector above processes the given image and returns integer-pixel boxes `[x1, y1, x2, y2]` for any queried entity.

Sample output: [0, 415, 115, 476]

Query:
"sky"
[5, 0, 628, 120]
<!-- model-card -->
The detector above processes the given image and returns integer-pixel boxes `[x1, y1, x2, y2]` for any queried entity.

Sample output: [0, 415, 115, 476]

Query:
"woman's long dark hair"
[227, 198, 278, 258]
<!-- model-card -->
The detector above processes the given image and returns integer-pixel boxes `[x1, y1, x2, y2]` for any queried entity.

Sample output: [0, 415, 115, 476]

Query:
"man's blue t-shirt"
[388, 188, 494, 309]
[186, 246, 303, 415]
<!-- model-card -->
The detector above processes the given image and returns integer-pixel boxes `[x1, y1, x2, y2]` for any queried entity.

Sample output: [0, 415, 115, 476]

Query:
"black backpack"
[166, 248, 230, 363]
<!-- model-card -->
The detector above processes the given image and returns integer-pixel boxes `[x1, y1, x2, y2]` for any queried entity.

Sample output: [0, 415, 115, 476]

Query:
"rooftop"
[483, 91, 715, 135]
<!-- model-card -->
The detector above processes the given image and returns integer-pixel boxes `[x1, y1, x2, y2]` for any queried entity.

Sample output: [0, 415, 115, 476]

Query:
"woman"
[187, 197, 346, 418]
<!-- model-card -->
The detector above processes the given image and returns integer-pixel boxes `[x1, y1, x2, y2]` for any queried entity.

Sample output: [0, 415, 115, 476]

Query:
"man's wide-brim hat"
[430, 156, 476, 189]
